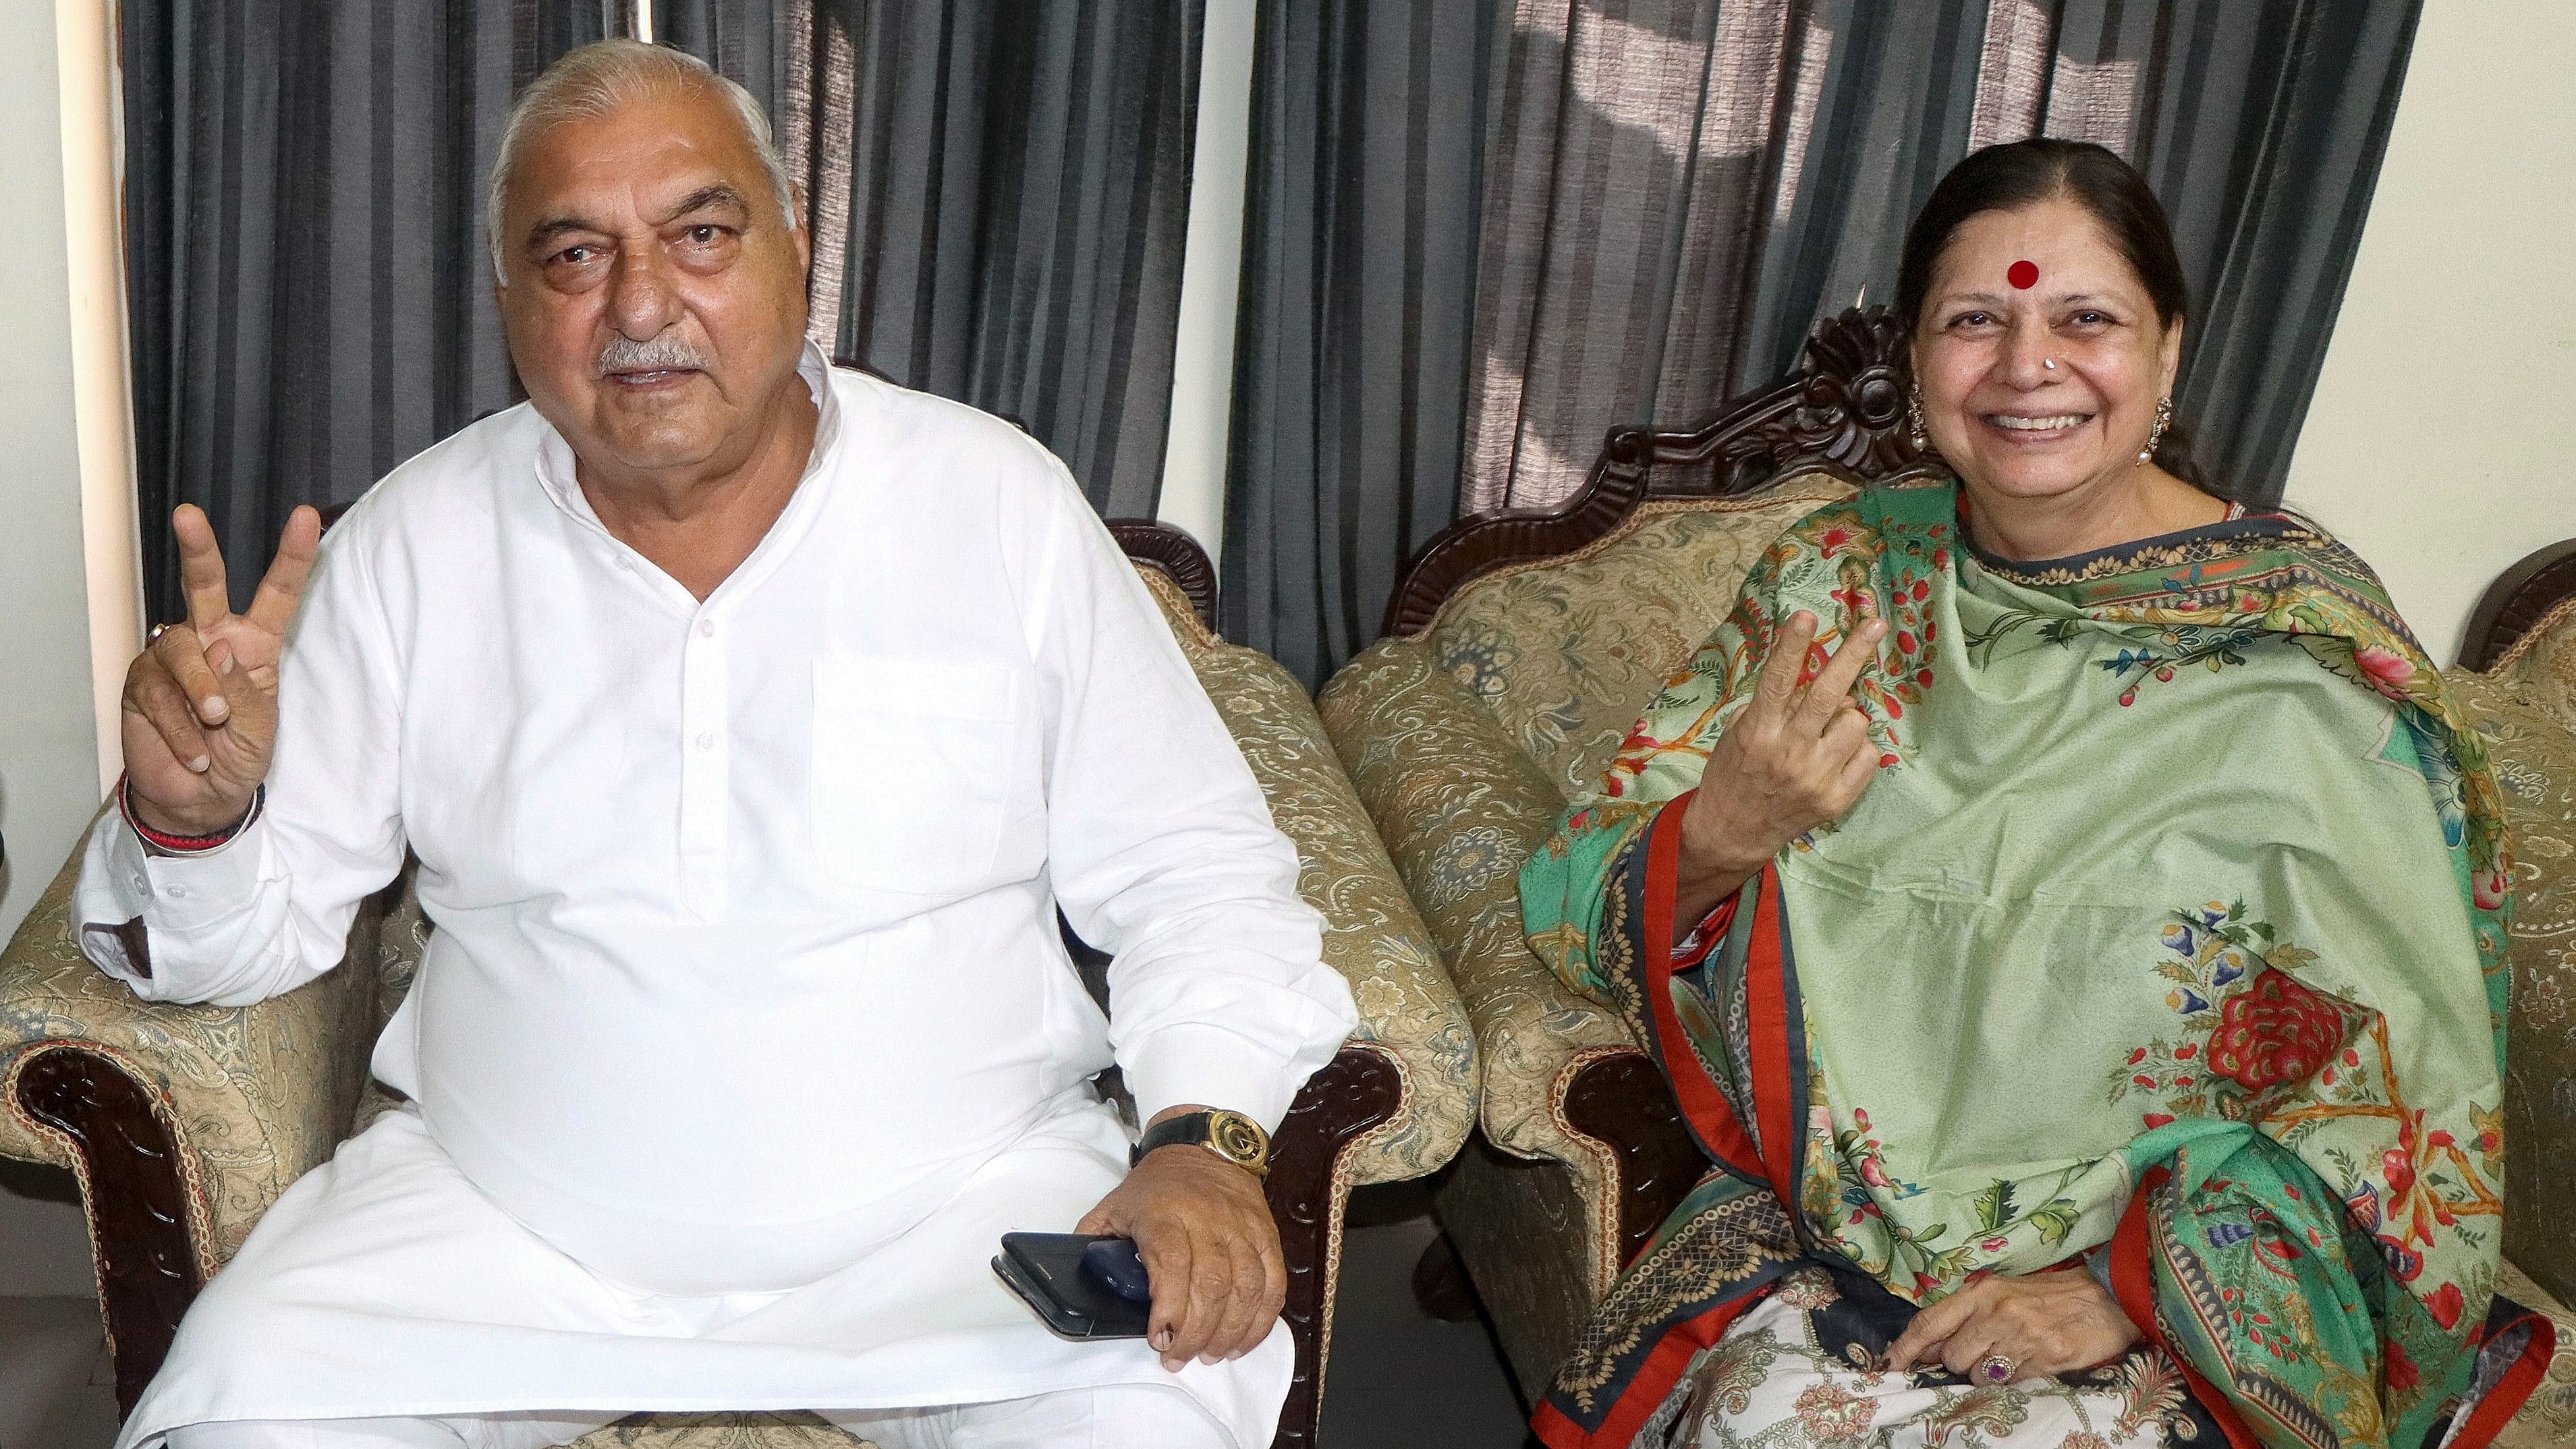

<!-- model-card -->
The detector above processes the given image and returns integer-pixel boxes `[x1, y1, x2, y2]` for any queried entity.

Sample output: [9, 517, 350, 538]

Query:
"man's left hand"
[1075, 1122, 1283, 1372]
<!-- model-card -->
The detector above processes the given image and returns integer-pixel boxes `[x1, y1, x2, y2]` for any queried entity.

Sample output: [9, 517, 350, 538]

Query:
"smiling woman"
[1518, 137, 2556, 1449]
[1896, 140, 2229, 563]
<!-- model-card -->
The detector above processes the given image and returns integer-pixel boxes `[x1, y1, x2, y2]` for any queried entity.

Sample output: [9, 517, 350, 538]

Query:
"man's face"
[496, 86, 812, 480]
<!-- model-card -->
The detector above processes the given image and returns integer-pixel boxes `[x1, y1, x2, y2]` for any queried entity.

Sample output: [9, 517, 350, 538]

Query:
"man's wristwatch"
[1129, 1108, 1270, 1178]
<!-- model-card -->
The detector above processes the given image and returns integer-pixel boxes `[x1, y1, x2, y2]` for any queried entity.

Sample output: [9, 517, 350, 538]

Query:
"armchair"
[0, 524, 1475, 1449]
[1318, 306, 2576, 1443]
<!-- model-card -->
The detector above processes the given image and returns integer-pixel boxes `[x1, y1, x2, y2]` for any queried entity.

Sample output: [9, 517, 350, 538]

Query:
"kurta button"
[698, 619, 715, 637]
[167, 884, 189, 899]
[696, 733, 715, 750]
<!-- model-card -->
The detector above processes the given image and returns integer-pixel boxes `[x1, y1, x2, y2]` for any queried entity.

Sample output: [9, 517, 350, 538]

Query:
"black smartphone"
[993, 1232, 1154, 1340]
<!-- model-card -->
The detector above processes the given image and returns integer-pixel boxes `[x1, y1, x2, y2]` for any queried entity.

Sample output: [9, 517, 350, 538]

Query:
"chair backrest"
[1382, 304, 1926, 797]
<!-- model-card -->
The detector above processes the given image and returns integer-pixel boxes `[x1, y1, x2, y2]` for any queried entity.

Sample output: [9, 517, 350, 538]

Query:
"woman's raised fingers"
[1827, 713, 1884, 807]
[173, 505, 235, 630]
[1792, 619, 1886, 731]
[1749, 612, 1821, 720]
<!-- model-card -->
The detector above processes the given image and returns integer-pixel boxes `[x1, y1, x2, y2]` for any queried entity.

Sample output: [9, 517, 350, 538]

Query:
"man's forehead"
[509, 92, 767, 224]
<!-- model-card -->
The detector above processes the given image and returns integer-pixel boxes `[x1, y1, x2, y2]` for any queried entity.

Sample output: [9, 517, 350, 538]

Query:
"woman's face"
[1910, 197, 2181, 510]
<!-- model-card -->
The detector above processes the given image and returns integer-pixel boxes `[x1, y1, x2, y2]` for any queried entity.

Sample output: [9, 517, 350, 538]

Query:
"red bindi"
[2008, 260, 2039, 289]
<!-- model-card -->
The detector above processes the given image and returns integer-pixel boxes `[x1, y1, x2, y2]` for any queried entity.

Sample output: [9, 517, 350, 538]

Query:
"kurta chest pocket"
[812, 656, 1018, 894]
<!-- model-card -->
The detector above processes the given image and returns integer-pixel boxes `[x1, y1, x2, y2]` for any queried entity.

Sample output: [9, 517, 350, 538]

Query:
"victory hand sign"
[1671, 610, 1887, 927]
[121, 504, 322, 837]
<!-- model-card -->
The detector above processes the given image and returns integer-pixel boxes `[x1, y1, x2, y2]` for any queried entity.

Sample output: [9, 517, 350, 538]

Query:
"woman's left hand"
[1882, 1268, 2141, 1382]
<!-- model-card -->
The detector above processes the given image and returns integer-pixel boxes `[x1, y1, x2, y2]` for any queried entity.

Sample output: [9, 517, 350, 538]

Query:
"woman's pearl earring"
[2137, 395, 2173, 465]
[1907, 384, 1930, 453]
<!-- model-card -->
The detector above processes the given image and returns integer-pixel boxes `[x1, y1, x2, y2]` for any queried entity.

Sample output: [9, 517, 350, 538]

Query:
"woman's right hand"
[1672, 611, 1887, 926]
[121, 504, 320, 837]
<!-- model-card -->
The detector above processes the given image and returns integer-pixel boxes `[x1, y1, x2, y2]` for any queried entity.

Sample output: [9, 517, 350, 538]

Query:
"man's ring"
[1976, 1353, 2017, 1386]
[148, 623, 172, 644]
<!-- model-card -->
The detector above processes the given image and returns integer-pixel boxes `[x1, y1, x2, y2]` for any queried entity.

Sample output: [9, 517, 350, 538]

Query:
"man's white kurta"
[74, 349, 1357, 1447]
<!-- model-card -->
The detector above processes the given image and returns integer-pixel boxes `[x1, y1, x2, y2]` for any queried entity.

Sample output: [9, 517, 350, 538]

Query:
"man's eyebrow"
[523, 216, 605, 254]
[520, 188, 754, 256]
[658, 185, 753, 224]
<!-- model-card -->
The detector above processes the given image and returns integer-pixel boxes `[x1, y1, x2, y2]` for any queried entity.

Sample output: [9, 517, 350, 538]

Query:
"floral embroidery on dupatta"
[1521, 477, 2548, 1449]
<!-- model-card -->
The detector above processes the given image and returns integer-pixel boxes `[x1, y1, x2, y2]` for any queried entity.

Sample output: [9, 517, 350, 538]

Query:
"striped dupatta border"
[1534, 800, 1807, 1447]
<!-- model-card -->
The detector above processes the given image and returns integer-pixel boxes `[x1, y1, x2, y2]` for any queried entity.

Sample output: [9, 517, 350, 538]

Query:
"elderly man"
[82, 39, 1353, 1449]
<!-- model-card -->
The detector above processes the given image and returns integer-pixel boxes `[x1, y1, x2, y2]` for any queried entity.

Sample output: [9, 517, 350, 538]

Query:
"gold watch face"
[1208, 1109, 1269, 1169]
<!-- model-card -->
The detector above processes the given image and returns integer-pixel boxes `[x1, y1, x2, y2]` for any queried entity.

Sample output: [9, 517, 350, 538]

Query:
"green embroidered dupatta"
[1521, 476, 2548, 1449]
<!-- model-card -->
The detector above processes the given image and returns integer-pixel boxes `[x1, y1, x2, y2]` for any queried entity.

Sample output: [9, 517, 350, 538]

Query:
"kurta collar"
[528, 341, 846, 612]
[529, 339, 844, 531]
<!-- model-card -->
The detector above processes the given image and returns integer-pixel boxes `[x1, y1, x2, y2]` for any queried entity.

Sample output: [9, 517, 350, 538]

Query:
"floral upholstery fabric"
[2496, 1257, 2576, 1448]
[0, 561, 1455, 1448]
[1321, 477, 2576, 1431]
[2492, 598, 2576, 728]
[1138, 565, 1476, 1185]
[1317, 638, 1632, 1313]
[571, 1413, 860, 1447]
[0, 816, 389, 1271]
[2448, 610, 2576, 1311]
[1422, 476, 1853, 799]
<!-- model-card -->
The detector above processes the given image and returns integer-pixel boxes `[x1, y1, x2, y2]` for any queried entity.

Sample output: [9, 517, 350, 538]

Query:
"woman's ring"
[1976, 1353, 2017, 1386]
[148, 623, 172, 644]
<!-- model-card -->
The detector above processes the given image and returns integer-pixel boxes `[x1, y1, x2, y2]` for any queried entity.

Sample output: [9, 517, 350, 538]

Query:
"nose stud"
[2043, 359, 2058, 370]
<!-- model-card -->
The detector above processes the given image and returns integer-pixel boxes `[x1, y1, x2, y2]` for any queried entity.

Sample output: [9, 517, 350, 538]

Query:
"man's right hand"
[121, 504, 322, 837]
[1671, 610, 1886, 926]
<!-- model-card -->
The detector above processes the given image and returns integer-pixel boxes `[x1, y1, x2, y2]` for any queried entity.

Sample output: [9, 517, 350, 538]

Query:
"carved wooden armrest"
[1187, 637, 1476, 1193]
[1264, 1042, 1403, 1449]
[1177, 633, 1472, 1448]
[0, 830, 389, 1412]
[1555, 1048, 1708, 1287]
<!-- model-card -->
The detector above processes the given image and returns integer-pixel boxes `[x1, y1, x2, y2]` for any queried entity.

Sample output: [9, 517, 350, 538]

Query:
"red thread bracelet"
[117, 774, 261, 854]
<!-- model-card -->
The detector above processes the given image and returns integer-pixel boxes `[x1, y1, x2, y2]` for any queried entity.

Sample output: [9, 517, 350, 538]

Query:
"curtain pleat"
[1461, 0, 2419, 514]
[1221, 0, 1502, 690]
[124, 0, 613, 622]
[128, 1, 1196, 623]
[669, 1, 1202, 517]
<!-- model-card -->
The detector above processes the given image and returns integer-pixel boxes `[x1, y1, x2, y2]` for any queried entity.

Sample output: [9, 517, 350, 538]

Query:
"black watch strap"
[1128, 1109, 1270, 1176]
[1130, 1111, 1216, 1167]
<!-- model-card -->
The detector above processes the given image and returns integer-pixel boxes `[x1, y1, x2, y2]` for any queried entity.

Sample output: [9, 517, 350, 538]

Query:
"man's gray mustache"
[596, 334, 710, 376]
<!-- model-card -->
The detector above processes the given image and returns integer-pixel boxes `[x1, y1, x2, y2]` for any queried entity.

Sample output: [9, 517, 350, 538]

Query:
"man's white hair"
[487, 38, 797, 285]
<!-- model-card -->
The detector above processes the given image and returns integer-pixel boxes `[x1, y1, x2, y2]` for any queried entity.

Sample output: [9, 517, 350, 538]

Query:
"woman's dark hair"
[1895, 138, 2217, 494]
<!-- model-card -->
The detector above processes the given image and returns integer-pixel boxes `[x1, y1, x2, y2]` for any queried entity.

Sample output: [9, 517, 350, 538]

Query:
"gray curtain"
[127, 1, 1197, 623]
[1463, 0, 2421, 512]
[125, 1, 617, 621]
[1221, 0, 1502, 689]
[664, 0, 1204, 517]
[1225, 0, 2417, 687]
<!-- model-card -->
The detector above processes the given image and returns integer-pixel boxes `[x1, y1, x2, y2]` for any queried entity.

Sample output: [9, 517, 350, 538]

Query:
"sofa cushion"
[2450, 658, 2576, 1309]
[1422, 474, 1853, 799]
[573, 1413, 860, 1446]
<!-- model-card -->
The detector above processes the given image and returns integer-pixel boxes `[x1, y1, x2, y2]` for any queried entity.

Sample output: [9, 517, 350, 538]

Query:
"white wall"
[0, 0, 120, 1297]
[1, 0, 107, 948]
[1155, 0, 1258, 558]
[2281, 1, 2576, 665]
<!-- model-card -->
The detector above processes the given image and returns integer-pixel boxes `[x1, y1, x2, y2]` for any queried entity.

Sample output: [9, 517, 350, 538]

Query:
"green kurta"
[1522, 475, 2539, 1449]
